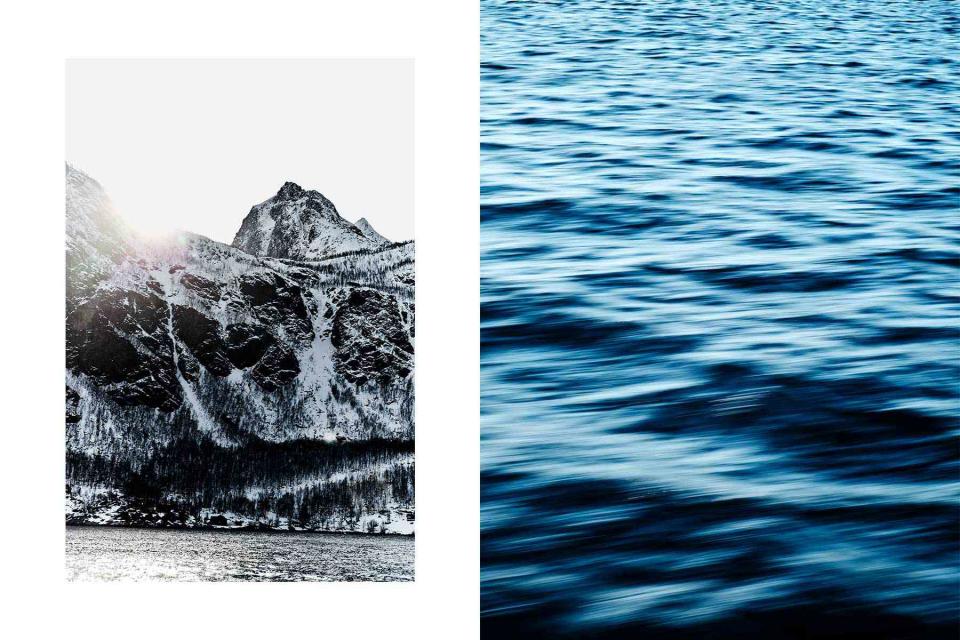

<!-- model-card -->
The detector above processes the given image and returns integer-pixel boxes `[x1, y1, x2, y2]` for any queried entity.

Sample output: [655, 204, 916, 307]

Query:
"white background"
[0, 2, 479, 638]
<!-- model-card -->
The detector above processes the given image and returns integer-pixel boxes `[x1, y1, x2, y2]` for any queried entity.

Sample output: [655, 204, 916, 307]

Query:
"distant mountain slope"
[231, 182, 383, 260]
[65, 166, 415, 534]
[354, 217, 389, 245]
[65, 164, 136, 308]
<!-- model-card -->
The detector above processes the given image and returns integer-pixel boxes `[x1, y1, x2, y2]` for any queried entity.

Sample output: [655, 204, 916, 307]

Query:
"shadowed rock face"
[225, 323, 274, 369]
[66, 272, 312, 400]
[238, 271, 313, 343]
[331, 288, 414, 386]
[65, 289, 181, 411]
[251, 343, 300, 391]
[179, 273, 221, 301]
[172, 305, 232, 377]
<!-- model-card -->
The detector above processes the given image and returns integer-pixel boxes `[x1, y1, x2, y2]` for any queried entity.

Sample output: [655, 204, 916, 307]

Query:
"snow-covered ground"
[67, 488, 415, 535]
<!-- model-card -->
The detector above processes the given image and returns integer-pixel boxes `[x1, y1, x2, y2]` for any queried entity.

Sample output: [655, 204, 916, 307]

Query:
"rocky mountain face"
[65, 165, 414, 534]
[231, 182, 384, 260]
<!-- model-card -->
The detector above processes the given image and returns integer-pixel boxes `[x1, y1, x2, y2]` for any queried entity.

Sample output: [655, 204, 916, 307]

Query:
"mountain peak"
[277, 181, 305, 200]
[233, 184, 382, 260]
[355, 218, 390, 245]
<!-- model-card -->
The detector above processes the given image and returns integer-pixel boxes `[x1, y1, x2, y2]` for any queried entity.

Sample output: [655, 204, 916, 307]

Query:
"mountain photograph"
[65, 58, 415, 581]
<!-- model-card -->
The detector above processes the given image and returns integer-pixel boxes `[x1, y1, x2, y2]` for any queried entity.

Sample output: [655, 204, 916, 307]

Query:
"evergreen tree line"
[277, 240, 413, 265]
[67, 436, 413, 514]
[209, 462, 415, 529]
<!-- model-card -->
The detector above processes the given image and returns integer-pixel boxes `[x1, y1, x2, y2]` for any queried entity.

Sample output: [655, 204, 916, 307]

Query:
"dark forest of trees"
[67, 437, 414, 527]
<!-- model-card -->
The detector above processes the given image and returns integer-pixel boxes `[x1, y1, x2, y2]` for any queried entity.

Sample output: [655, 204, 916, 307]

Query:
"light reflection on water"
[66, 527, 414, 582]
[481, 0, 959, 636]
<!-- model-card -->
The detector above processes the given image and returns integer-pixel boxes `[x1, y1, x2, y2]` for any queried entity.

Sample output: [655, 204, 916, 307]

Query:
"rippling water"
[481, 1, 959, 637]
[66, 527, 414, 581]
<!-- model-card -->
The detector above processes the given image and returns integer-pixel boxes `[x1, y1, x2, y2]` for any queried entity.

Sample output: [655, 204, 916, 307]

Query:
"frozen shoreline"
[67, 491, 415, 536]
[66, 522, 414, 537]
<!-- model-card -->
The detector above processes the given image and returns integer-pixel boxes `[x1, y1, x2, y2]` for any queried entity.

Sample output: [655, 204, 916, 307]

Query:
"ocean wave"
[481, 0, 960, 636]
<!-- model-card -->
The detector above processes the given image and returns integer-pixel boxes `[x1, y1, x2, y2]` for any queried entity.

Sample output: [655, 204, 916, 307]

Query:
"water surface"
[481, 0, 959, 637]
[66, 526, 414, 582]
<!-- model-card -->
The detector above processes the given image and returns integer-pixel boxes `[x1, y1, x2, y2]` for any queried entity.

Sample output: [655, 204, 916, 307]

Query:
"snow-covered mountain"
[65, 164, 136, 308]
[65, 165, 414, 534]
[231, 182, 383, 260]
[354, 217, 389, 246]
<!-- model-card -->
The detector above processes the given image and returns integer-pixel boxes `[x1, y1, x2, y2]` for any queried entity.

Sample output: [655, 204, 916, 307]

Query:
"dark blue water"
[481, 1, 960, 637]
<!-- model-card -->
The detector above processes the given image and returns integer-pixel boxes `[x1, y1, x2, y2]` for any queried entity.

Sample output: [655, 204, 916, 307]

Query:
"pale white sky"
[67, 59, 413, 243]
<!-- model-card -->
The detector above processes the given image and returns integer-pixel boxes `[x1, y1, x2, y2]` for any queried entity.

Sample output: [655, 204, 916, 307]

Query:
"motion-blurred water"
[481, 1, 959, 637]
